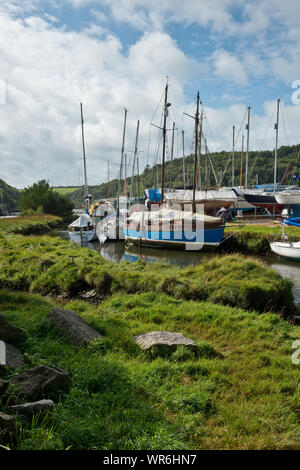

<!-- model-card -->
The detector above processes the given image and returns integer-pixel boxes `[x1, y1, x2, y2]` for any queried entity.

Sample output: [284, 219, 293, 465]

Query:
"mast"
[232, 125, 235, 187]
[107, 160, 110, 199]
[170, 121, 175, 188]
[130, 120, 140, 199]
[245, 107, 251, 189]
[161, 82, 170, 204]
[197, 111, 203, 190]
[240, 134, 244, 190]
[117, 108, 128, 199]
[80, 102, 89, 212]
[182, 130, 185, 189]
[192, 92, 200, 211]
[274, 98, 280, 193]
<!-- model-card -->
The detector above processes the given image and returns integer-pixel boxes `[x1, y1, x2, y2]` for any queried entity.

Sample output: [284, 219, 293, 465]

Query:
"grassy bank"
[1, 289, 300, 450]
[1, 216, 300, 450]
[0, 232, 295, 315]
[223, 222, 300, 255]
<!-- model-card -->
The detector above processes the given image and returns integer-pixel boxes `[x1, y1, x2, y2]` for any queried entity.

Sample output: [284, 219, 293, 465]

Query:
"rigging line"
[150, 87, 165, 125]
[260, 106, 276, 149]
[280, 101, 289, 147]
[146, 123, 151, 167]
[281, 101, 298, 144]
[234, 109, 248, 147]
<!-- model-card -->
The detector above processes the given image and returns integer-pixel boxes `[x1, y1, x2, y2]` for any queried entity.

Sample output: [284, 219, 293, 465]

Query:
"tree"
[20, 180, 74, 222]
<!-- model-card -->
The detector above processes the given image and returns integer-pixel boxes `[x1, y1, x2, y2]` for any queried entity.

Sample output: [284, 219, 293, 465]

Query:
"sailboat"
[124, 86, 225, 251]
[243, 100, 284, 215]
[270, 217, 300, 260]
[68, 102, 97, 243]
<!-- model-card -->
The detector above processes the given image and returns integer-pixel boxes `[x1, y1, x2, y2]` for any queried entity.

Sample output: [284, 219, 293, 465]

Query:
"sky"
[0, 0, 300, 189]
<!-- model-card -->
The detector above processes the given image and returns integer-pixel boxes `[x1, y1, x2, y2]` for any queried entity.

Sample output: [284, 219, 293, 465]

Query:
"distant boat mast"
[80, 102, 89, 212]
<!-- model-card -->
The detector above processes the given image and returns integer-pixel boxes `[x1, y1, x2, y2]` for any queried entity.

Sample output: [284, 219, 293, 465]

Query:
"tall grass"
[1, 289, 300, 450]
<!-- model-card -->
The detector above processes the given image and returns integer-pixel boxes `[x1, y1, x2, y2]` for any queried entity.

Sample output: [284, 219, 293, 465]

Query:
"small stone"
[8, 399, 55, 419]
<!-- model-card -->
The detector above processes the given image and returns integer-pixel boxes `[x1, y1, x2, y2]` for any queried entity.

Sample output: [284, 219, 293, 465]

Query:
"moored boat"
[68, 214, 97, 242]
[125, 208, 225, 251]
[270, 217, 300, 260]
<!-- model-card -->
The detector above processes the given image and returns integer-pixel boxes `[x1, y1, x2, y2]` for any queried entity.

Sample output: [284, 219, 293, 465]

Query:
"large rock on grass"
[0, 342, 24, 370]
[0, 314, 27, 346]
[5, 365, 71, 403]
[134, 331, 197, 352]
[8, 399, 55, 419]
[46, 307, 103, 347]
[0, 412, 17, 442]
[0, 379, 9, 396]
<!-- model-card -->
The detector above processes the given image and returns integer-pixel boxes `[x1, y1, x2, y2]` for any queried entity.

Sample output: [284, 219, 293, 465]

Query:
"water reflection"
[270, 259, 300, 305]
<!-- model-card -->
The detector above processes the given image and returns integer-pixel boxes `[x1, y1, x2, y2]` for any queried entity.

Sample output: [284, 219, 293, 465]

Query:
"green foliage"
[0, 178, 20, 212]
[65, 144, 300, 205]
[20, 180, 74, 222]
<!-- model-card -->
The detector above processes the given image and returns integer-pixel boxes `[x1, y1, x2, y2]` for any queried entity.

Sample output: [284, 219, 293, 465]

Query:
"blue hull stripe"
[125, 227, 224, 245]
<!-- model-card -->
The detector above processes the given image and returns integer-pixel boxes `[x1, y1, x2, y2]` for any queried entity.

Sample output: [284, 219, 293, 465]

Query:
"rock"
[8, 399, 55, 419]
[5, 365, 71, 402]
[0, 412, 17, 441]
[46, 307, 103, 347]
[0, 379, 9, 396]
[0, 343, 24, 370]
[0, 314, 27, 346]
[134, 331, 198, 351]
[0, 340, 5, 366]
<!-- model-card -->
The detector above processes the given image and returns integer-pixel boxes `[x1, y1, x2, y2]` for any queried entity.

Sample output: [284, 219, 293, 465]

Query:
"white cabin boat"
[68, 214, 97, 243]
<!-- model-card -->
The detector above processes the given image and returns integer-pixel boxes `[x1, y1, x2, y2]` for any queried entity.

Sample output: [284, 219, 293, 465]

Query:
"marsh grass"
[0, 214, 62, 235]
[1, 217, 300, 449]
[0, 231, 295, 315]
[1, 289, 300, 450]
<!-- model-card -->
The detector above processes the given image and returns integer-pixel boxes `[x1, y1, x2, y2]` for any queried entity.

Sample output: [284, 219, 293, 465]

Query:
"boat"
[270, 217, 300, 260]
[68, 102, 97, 242]
[68, 213, 97, 242]
[125, 207, 225, 250]
[125, 86, 225, 251]
[243, 188, 284, 215]
[275, 189, 300, 217]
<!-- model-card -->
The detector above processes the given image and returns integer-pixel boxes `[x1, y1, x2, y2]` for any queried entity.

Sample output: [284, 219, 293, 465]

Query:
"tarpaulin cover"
[282, 217, 300, 228]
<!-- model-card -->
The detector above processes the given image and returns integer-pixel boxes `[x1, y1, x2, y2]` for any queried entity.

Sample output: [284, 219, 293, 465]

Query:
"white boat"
[270, 217, 300, 260]
[68, 102, 97, 242]
[68, 214, 97, 242]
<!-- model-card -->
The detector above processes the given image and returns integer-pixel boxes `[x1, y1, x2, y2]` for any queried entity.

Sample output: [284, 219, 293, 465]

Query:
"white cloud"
[212, 50, 248, 84]
[0, 11, 200, 188]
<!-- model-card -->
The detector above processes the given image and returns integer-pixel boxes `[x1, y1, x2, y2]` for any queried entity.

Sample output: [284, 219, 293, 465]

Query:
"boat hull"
[270, 241, 300, 260]
[243, 193, 283, 214]
[275, 193, 300, 217]
[69, 229, 97, 243]
[125, 227, 225, 251]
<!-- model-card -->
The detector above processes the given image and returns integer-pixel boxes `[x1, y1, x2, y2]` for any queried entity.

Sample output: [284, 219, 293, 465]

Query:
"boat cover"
[69, 214, 94, 228]
[282, 217, 300, 228]
[127, 208, 222, 225]
[164, 189, 236, 202]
